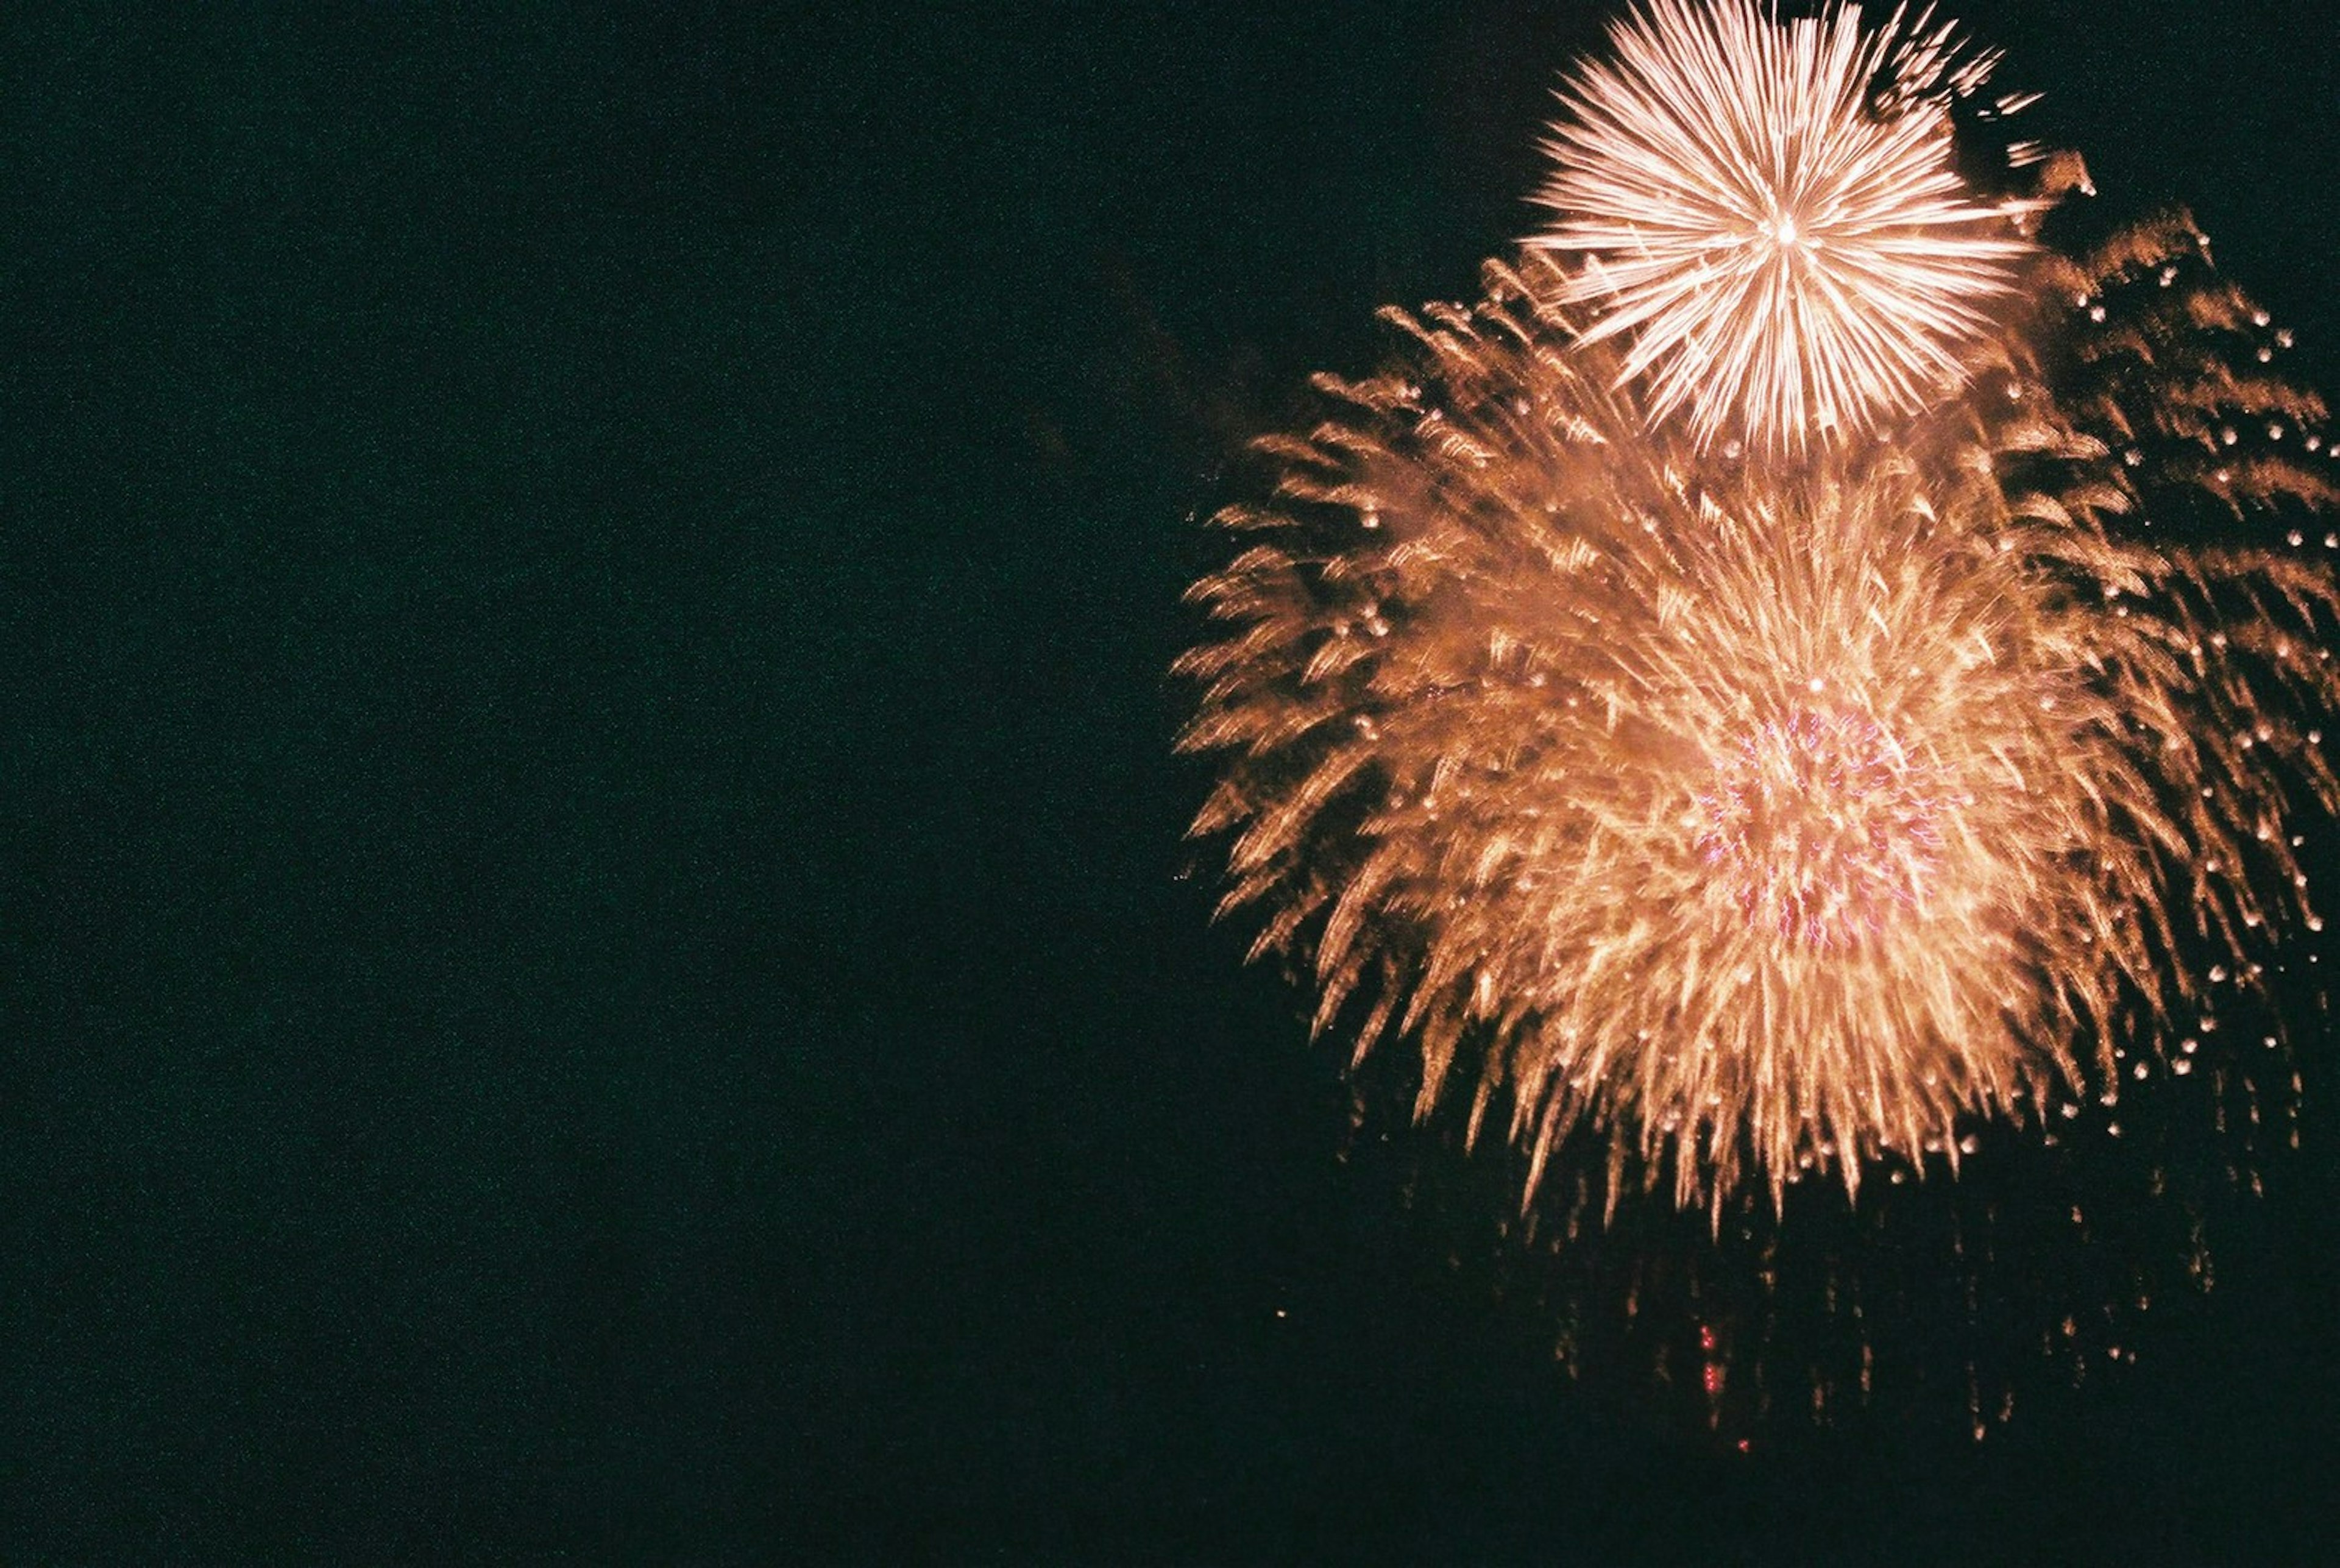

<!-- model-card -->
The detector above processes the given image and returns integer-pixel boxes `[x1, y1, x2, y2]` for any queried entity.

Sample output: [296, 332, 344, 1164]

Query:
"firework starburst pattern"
[1533, 0, 2044, 455]
[1180, 0, 2340, 1243]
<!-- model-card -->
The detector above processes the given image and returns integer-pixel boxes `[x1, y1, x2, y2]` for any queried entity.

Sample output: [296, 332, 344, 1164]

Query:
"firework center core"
[1694, 708, 1946, 949]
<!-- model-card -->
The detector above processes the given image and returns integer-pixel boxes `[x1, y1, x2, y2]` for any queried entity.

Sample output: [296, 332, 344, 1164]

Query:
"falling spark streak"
[1533, 0, 2042, 455]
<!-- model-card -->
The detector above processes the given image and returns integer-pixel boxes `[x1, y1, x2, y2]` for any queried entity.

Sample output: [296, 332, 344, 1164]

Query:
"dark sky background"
[4, 2, 2339, 1561]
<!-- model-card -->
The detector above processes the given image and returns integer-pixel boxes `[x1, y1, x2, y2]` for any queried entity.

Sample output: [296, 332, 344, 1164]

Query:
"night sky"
[5, 2, 2340, 1561]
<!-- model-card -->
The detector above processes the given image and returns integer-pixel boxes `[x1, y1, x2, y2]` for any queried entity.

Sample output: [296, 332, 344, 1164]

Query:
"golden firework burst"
[1179, 249, 2340, 1216]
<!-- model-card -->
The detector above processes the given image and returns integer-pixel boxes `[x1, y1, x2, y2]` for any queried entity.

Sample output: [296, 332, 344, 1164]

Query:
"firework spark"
[1179, 246, 2340, 1216]
[1533, 0, 2041, 455]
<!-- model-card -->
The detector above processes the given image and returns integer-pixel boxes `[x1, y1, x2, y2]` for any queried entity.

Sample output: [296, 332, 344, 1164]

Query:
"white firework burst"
[1533, 0, 2038, 455]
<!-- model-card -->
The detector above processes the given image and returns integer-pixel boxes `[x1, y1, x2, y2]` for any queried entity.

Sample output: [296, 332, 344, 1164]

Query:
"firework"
[1532, 0, 2041, 455]
[1178, 245, 2340, 1216]
[1177, 0, 2340, 1434]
